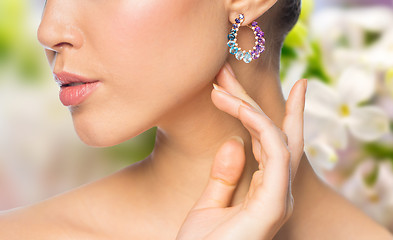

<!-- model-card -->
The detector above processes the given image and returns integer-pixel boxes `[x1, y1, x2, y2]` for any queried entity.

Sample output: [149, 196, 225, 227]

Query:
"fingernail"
[229, 135, 244, 145]
[225, 62, 235, 77]
[213, 83, 232, 96]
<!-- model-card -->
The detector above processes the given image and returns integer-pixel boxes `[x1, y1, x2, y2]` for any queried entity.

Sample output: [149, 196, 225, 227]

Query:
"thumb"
[192, 136, 246, 210]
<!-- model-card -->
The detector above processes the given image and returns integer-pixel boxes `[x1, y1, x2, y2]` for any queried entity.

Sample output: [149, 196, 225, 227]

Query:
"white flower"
[305, 66, 390, 149]
[304, 138, 338, 182]
[341, 159, 393, 228]
[311, 7, 393, 74]
[385, 69, 393, 98]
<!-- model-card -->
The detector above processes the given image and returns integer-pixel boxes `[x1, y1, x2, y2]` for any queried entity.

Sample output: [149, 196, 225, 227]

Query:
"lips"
[53, 71, 101, 106]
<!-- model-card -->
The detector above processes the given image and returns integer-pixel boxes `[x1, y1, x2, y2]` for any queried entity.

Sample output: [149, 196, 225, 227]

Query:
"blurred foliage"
[303, 41, 332, 83]
[281, 0, 332, 83]
[365, 143, 393, 163]
[0, 0, 25, 62]
[0, 0, 47, 84]
[284, 21, 309, 49]
[364, 30, 382, 46]
[103, 127, 157, 164]
[364, 162, 379, 187]
[299, 0, 314, 22]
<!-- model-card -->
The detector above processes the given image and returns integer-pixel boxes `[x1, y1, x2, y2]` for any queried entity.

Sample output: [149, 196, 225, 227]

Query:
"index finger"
[282, 79, 307, 182]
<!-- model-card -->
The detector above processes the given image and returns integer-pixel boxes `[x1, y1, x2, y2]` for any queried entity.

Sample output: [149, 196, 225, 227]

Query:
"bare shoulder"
[312, 183, 393, 239]
[0, 199, 95, 240]
[275, 156, 393, 240]
[0, 161, 149, 240]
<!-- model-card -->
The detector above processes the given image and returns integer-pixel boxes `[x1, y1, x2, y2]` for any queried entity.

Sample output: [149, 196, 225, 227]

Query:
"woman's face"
[37, 0, 229, 147]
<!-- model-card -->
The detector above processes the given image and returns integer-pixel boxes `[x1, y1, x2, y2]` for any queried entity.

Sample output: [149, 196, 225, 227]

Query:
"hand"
[176, 62, 307, 240]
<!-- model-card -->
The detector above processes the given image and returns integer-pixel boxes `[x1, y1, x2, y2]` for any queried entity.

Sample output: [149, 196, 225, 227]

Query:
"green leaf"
[0, 0, 27, 63]
[364, 142, 393, 162]
[299, 0, 315, 23]
[364, 30, 382, 46]
[363, 162, 379, 187]
[283, 21, 308, 49]
[302, 41, 332, 83]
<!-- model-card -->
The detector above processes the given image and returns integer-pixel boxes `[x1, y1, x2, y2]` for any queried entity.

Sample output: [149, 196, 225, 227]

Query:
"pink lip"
[53, 71, 101, 106]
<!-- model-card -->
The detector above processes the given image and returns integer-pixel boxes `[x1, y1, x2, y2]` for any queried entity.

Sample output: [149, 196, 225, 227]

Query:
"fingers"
[216, 63, 263, 112]
[211, 62, 303, 221]
[212, 61, 305, 177]
[240, 106, 291, 208]
[282, 79, 307, 182]
[212, 83, 291, 206]
[192, 136, 246, 211]
[211, 84, 288, 162]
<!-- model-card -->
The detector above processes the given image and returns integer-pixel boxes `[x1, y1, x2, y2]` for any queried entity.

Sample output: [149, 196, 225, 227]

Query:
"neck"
[144, 61, 287, 210]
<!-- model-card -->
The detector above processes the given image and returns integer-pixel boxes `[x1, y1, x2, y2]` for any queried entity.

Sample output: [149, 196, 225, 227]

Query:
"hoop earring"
[227, 13, 266, 64]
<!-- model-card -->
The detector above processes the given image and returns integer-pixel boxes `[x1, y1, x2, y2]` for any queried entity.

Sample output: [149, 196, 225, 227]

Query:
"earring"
[227, 13, 265, 64]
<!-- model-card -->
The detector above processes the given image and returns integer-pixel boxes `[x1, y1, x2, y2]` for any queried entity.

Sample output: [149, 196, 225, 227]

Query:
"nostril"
[53, 42, 73, 50]
[54, 42, 72, 47]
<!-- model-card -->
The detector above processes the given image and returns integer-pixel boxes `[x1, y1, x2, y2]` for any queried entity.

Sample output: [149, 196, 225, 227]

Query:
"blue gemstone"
[229, 46, 238, 54]
[239, 14, 244, 20]
[235, 18, 240, 24]
[243, 52, 252, 63]
[232, 24, 238, 28]
[235, 51, 244, 60]
[227, 40, 236, 47]
[230, 29, 237, 34]
[227, 34, 235, 41]
[252, 21, 257, 27]
[255, 26, 261, 32]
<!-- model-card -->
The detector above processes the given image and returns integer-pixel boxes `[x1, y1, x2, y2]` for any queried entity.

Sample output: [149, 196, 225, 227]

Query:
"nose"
[37, 0, 83, 53]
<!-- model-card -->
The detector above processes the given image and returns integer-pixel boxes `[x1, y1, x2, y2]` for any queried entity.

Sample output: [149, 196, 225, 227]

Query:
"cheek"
[103, 0, 226, 87]
[72, 0, 227, 146]
[100, 0, 228, 81]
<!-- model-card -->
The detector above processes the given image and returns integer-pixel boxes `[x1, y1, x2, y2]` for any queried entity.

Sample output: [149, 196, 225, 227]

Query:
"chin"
[74, 123, 151, 147]
[70, 110, 154, 148]
[75, 128, 120, 147]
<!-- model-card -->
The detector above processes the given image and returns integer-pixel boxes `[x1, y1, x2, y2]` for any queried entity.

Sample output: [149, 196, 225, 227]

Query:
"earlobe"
[227, 0, 278, 26]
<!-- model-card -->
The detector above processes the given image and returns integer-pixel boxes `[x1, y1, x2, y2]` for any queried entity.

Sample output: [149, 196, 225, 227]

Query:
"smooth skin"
[1, 0, 393, 238]
[176, 63, 306, 240]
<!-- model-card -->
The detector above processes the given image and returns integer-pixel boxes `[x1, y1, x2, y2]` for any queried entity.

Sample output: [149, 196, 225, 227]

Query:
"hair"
[258, 0, 301, 65]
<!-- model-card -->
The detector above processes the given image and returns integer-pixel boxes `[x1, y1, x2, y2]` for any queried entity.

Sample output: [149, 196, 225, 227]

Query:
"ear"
[226, 0, 278, 25]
